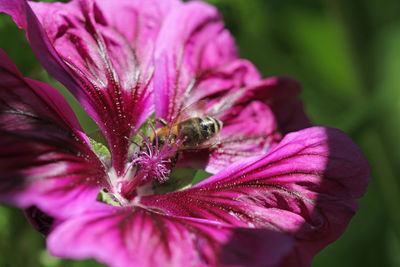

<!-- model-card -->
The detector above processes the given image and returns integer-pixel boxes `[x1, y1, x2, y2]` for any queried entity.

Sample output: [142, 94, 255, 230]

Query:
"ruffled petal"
[152, 1, 310, 172]
[236, 76, 311, 134]
[204, 76, 310, 172]
[0, 49, 106, 218]
[0, 0, 179, 174]
[48, 203, 293, 267]
[141, 127, 370, 265]
[177, 76, 311, 173]
[179, 101, 281, 173]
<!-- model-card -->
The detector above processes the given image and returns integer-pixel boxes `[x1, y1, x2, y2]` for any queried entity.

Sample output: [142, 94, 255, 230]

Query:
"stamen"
[119, 121, 187, 200]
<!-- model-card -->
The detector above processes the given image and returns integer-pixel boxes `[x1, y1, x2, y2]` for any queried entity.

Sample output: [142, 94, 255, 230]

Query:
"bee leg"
[150, 118, 169, 127]
[157, 118, 168, 126]
[170, 152, 180, 169]
[124, 137, 141, 147]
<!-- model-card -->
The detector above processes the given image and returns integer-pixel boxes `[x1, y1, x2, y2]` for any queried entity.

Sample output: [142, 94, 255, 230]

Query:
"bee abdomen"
[179, 117, 222, 147]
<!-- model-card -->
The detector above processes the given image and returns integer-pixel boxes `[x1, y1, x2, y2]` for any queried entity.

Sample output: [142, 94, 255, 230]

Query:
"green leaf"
[88, 136, 111, 160]
[154, 168, 197, 194]
[97, 189, 121, 207]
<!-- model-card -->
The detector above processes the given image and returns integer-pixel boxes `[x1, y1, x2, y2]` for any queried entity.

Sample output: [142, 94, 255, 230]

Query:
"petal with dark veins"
[179, 101, 281, 173]
[153, 2, 310, 171]
[154, 1, 242, 122]
[236, 76, 311, 134]
[141, 127, 370, 266]
[0, 49, 106, 219]
[0, 0, 179, 174]
[177, 76, 310, 173]
[48, 203, 294, 267]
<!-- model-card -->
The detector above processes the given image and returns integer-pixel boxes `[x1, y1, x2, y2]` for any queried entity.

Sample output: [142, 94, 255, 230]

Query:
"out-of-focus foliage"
[0, 0, 399, 266]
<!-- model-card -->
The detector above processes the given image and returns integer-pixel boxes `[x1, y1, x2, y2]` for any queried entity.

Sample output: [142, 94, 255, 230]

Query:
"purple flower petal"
[25, 206, 55, 236]
[154, 1, 243, 121]
[237, 76, 311, 134]
[179, 101, 281, 173]
[0, 0, 179, 174]
[152, 1, 310, 172]
[141, 127, 370, 265]
[176, 76, 311, 173]
[0, 49, 106, 218]
[202, 76, 311, 172]
[47, 203, 294, 267]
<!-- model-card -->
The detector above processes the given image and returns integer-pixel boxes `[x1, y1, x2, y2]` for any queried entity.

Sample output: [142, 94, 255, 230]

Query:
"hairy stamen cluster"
[118, 122, 186, 200]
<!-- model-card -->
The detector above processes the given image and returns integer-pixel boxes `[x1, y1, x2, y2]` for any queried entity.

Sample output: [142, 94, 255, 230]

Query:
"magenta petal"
[29, 0, 178, 174]
[189, 59, 262, 104]
[47, 203, 293, 267]
[201, 76, 310, 172]
[0, 49, 106, 218]
[153, 2, 309, 172]
[0, 0, 81, 97]
[179, 101, 281, 173]
[154, 1, 243, 121]
[141, 127, 369, 265]
[238, 76, 311, 134]
[0, 0, 178, 174]
[177, 76, 310, 173]
[196, 76, 310, 173]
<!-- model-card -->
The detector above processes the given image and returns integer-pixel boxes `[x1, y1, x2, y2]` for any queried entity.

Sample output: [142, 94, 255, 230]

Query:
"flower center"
[94, 118, 213, 207]
[114, 121, 187, 201]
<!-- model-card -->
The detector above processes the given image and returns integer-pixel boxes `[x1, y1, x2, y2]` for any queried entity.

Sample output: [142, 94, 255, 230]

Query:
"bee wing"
[176, 87, 246, 120]
[174, 100, 209, 122]
[181, 134, 221, 151]
[200, 135, 221, 149]
[170, 86, 245, 125]
[205, 87, 246, 119]
[154, 101, 207, 127]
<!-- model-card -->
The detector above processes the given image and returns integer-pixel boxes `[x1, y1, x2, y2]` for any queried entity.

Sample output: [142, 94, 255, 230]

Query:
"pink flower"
[0, 0, 369, 266]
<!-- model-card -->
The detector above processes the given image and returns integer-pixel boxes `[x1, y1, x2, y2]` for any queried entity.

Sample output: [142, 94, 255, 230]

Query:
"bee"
[149, 116, 223, 151]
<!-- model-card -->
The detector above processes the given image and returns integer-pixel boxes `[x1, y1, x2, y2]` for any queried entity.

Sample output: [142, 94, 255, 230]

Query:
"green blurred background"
[1, 0, 400, 266]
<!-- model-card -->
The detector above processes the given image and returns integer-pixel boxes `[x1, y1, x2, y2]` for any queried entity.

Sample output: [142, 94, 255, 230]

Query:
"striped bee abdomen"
[178, 117, 223, 148]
